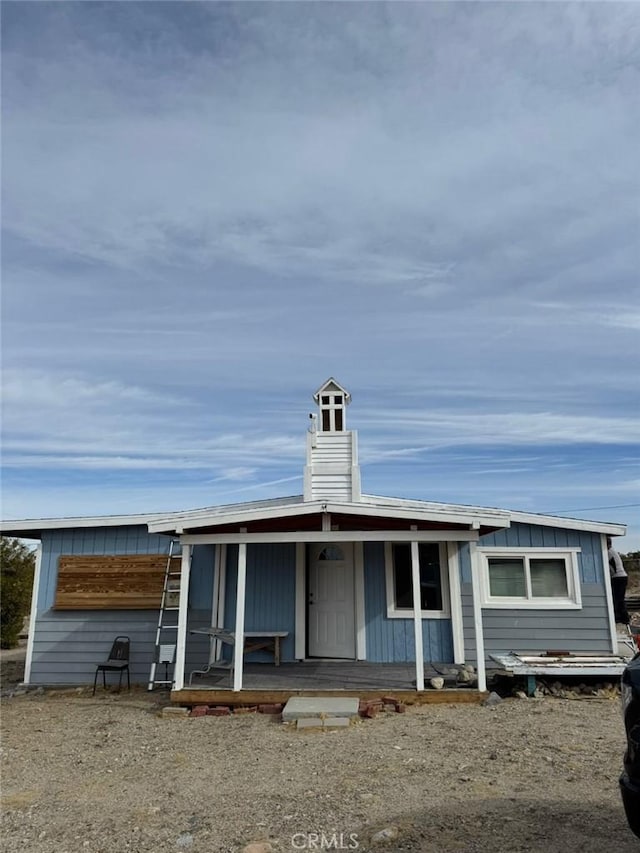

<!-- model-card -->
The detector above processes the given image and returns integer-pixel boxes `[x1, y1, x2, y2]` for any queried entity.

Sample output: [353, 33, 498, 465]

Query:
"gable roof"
[1, 493, 626, 538]
[313, 377, 351, 403]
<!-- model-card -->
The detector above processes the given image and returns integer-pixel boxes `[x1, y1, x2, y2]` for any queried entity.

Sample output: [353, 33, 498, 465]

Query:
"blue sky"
[2, 2, 639, 549]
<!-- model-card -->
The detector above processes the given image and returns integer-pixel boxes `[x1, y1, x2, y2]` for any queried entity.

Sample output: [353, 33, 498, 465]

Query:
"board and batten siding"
[363, 542, 454, 663]
[459, 523, 610, 667]
[29, 527, 216, 685]
[223, 543, 297, 662]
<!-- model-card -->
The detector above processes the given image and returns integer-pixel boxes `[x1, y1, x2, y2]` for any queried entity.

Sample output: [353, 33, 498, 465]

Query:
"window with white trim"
[478, 548, 582, 609]
[384, 542, 450, 618]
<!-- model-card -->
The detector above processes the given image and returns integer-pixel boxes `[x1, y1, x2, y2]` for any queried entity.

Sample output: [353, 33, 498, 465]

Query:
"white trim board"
[354, 542, 367, 660]
[294, 543, 306, 660]
[447, 542, 465, 665]
[384, 541, 451, 619]
[23, 544, 42, 685]
[180, 530, 480, 545]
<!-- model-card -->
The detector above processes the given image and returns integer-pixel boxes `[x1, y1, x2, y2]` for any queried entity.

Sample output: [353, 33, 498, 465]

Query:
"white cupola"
[303, 378, 361, 503]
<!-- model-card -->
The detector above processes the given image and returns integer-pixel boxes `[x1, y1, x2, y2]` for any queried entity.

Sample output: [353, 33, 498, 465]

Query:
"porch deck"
[172, 661, 486, 705]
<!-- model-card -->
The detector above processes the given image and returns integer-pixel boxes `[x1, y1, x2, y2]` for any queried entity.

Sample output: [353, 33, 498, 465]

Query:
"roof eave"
[147, 498, 511, 534]
[507, 510, 627, 536]
[0, 511, 171, 539]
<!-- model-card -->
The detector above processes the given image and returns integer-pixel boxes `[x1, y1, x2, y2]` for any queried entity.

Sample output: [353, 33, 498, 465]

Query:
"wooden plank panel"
[54, 554, 178, 610]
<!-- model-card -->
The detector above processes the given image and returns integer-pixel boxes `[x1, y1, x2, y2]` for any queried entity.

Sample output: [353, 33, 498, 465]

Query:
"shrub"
[1, 537, 35, 649]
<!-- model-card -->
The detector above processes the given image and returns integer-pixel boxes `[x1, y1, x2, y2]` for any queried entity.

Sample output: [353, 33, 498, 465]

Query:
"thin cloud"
[2, 3, 638, 547]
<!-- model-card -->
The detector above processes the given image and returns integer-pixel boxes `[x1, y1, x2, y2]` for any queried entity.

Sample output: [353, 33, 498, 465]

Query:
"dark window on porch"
[392, 543, 443, 611]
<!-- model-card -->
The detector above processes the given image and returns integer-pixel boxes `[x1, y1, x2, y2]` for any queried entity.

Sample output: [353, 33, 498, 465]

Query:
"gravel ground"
[1, 683, 638, 853]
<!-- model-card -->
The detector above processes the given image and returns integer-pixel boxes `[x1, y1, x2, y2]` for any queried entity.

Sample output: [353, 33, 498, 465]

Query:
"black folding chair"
[93, 636, 130, 695]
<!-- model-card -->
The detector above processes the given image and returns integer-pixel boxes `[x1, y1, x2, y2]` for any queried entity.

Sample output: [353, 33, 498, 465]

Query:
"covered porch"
[145, 498, 510, 698]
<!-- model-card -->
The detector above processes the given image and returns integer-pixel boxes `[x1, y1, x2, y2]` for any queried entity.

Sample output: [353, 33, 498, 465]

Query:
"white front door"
[307, 543, 355, 659]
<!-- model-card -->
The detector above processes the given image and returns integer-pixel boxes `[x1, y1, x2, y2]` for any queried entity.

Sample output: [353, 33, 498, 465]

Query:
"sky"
[1, 2, 639, 549]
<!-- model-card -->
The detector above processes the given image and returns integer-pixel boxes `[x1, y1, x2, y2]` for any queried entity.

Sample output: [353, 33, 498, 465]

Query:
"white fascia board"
[148, 500, 325, 533]
[181, 529, 480, 545]
[151, 496, 507, 534]
[361, 494, 511, 525]
[326, 501, 510, 528]
[507, 511, 627, 536]
[363, 494, 626, 536]
[0, 512, 170, 537]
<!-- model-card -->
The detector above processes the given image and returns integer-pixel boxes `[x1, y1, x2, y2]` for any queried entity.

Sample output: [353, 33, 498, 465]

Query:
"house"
[1, 379, 627, 701]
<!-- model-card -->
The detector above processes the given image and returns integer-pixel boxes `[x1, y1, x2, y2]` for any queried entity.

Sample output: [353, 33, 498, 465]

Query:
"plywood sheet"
[54, 554, 181, 610]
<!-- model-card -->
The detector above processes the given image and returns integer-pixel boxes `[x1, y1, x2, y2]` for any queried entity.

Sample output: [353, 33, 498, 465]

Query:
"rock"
[176, 832, 193, 848]
[457, 669, 472, 683]
[515, 691, 528, 700]
[242, 844, 274, 853]
[430, 677, 445, 690]
[371, 826, 399, 844]
[483, 692, 503, 707]
[462, 663, 475, 673]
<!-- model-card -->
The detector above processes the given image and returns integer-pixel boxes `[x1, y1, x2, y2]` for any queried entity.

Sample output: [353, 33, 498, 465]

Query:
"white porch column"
[174, 543, 192, 691]
[411, 540, 425, 691]
[447, 542, 465, 665]
[294, 543, 306, 660]
[601, 534, 618, 653]
[23, 544, 42, 685]
[232, 542, 247, 692]
[469, 542, 487, 692]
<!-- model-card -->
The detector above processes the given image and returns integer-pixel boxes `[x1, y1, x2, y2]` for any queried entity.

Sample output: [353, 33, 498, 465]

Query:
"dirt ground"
[1, 678, 638, 853]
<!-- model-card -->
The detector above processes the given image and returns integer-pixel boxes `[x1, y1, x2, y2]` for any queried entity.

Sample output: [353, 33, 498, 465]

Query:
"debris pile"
[529, 680, 621, 699]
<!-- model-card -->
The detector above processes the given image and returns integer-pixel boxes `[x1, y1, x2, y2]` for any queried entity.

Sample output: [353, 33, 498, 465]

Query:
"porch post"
[173, 543, 192, 691]
[601, 534, 618, 653]
[23, 544, 42, 685]
[295, 542, 306, 660]
[447, 542, 465, 665]
[469, 542, 487, 692]
[411, 540, 425, 691]
[232, 542, 247, 691]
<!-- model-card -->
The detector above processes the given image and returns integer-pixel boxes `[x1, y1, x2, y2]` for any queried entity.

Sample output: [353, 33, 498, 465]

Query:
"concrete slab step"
[282, 697, 360, 722]
[296, 716, 351, 730]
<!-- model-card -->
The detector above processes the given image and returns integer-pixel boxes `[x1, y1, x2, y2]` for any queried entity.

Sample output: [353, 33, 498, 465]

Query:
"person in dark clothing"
[608, 537, 629, 625]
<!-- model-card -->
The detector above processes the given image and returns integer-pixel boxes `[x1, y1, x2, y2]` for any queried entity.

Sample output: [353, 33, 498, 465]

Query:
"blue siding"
[30, 518, 610, 683]
[363, 542, 453, 663]
[189, 544, 215, 608]
[459, 523, 611, 666]
[224, 543, 296, 662]
[38, 526, 174, 612]
[477, 523, 604, 584]
[30, 528, 218, 685]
